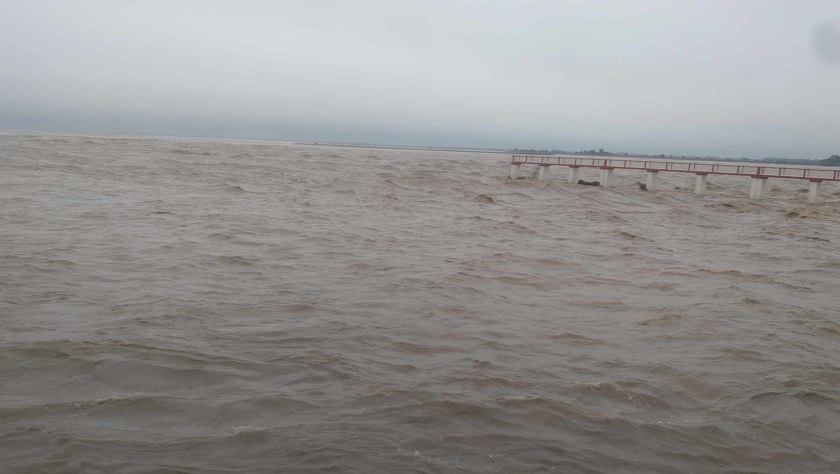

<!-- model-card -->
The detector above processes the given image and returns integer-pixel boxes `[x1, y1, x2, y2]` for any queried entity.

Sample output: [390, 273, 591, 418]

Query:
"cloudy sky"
[1, 0, 838, 158]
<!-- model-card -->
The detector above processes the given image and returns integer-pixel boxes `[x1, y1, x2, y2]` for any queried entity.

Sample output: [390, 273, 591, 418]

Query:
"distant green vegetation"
[821, 155, 840, 166]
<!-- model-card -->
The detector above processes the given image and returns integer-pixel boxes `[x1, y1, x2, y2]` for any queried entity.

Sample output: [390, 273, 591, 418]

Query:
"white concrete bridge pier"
[808, 180, 823, 203]
[645, 171, 659, 191]
[568, 166, 581, 184]
[695, 173, 708, 195]
[599, 167, 614, 188]
[749, 177, 768, 200]
[509, 163, 521, 179]
[538, 165, 551, 181]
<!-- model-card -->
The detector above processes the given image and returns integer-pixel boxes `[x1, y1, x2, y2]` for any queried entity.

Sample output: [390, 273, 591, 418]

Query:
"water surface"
[1, 133, 839, 472]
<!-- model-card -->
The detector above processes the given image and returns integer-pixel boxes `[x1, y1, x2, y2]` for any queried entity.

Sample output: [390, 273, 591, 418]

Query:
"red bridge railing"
[511, 155, 840, 181]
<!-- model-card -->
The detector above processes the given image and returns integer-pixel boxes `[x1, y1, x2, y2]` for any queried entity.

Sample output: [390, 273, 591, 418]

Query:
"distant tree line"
[821, 155, 840, 166]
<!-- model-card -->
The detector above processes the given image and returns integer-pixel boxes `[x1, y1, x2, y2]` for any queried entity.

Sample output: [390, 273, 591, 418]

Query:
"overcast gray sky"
[1, 0, 838, 158]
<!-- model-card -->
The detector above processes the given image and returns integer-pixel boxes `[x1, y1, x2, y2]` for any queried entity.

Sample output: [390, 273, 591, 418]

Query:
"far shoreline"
[1, 128, 836, 167]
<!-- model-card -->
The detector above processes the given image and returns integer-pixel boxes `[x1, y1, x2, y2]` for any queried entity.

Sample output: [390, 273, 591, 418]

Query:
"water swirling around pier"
[1, 133, 839, 473]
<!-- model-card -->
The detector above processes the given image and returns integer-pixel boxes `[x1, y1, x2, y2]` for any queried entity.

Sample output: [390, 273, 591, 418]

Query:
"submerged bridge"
[510, 155, 840, 203]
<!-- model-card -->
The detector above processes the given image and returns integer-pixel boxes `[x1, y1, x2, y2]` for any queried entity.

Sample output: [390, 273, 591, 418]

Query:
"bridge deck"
[511, 155, 840, 182]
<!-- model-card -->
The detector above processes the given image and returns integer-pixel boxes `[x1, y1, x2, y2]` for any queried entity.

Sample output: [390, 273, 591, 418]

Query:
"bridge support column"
[568, 166, 580, 184]
[509, 164, 521, 179]
[749, 177, 768, 200]
[645, 171, 659, 191]
[808, 180, 823, 203]
[538, 165, 551, 181]
[695, 173, 708, 195]
[599, 168, 614, 188]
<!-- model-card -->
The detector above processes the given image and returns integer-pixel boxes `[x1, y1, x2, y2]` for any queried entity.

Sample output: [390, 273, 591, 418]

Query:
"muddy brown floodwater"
[1, 132, 839, 472]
